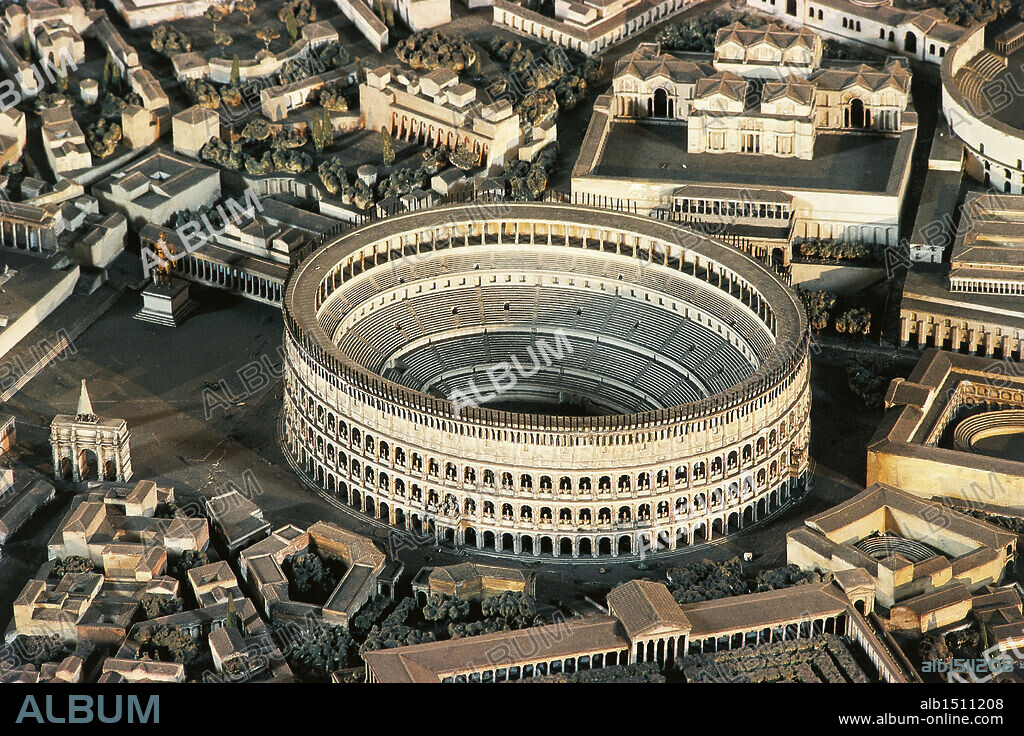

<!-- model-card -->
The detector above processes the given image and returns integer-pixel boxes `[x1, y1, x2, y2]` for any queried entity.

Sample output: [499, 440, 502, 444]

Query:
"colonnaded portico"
[281, 202, 812, 560]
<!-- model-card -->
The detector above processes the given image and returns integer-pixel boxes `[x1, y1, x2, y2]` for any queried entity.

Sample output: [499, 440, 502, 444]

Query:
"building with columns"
[138, 198, 334, 307]
[899, 193, 1024, 359]
[573, 24, 917, 250]
[49, 379, 132, 483]
[362, 578, 915, 682]
[0, 201, 61, 253]
[747, 0, 964, 65]
[491, 0, 697, 56]
[282, 202, 811, 561]
[360, 65, 548, 174]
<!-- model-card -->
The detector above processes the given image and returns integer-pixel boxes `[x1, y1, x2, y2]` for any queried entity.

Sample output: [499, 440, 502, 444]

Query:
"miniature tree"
[448, 138, 479, 170]
[380, 125, 394, 166]
[230, 54, 241, 86]
[236, 0, 256, 24]
[214, 31, 232, 54]
[204, 5, 228, 34]
[226, 594, 239, 631]
[311, 113, 324, 152]
[318, 86, 348, 111]
[845, 356, 889, 408]
[241, 117, 272, 142]
[86, 118, 122, 158]
[320, 108, 334, 150]
[317, 156, 347, 194]
[140, 594, 183, 620]
[20, 29, 30, 60]
[50, 555, 94, 579]
[171, 549, 210, 579]
[220, 86, 242, 106]
[284, 8, 299, 43]
[799, 289, 836, 333]
[835, 307, 871, 337]
[256, 27, 280, 52]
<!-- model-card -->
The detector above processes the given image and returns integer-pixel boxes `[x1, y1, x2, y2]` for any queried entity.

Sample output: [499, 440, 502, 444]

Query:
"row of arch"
[292, 379, 803, 498]
[303, 462, 801, 557]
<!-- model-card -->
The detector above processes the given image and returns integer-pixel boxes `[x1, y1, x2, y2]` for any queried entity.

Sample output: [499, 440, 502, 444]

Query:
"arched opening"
[520, 535, 533, 555]
[579, 538, 593, 556]
[855, 599, 866, 614]
[653, 87, 668, 118]
[540, 536, 553, 555]
[849, 98, 865, 128]
[79, 449, 98, 481]
[617, 535, 632, 555]
[501, 533, 515, 552]
[693, 523, 707, 544]
[598, 537, 612, 556]
[786, 0, 796, 16]
[463, 527, 476, 547]
[559, 537, 573, 556]
[103, 460, 117, 481]
[60, 456, 73, 481]
[483, 530, 496, 550]
[771, 247, 786, 268]
[904, 31, 917, 54]
[394, 507, 405, 528]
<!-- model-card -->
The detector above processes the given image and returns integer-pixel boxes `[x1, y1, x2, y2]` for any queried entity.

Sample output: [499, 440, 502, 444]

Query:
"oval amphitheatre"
[281, 202, 811, 560]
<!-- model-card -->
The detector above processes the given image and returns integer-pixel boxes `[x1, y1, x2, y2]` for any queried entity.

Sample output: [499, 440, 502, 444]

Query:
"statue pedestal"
[134, 277, 196, 327]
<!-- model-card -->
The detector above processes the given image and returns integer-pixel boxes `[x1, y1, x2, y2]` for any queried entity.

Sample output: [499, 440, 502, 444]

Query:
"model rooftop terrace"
[592, 123, 910, 194]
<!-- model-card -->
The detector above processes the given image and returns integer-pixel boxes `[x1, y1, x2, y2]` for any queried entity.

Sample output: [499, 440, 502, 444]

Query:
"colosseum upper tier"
[282, 202, 811, 560]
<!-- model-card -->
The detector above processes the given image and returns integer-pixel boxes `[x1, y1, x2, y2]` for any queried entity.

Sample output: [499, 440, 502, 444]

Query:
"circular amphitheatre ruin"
[281, 202, 811, 560]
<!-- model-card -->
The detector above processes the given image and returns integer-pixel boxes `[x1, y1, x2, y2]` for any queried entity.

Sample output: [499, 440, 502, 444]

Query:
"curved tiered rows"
[282, 203, 812, 559]
[953, 409, 1024, 461]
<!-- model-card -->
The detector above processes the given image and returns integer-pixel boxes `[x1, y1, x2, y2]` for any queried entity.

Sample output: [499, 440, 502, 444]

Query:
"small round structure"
[282, 203, 811, 560]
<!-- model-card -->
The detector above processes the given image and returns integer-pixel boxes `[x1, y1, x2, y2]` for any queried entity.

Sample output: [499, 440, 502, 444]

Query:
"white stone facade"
[281, 204, 812, 560]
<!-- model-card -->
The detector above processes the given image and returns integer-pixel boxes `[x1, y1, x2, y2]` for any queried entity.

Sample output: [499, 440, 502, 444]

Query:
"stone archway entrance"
[849, 98, 865, 128]
[653, 88, 669, 118]
[79, 449, 98, 480]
